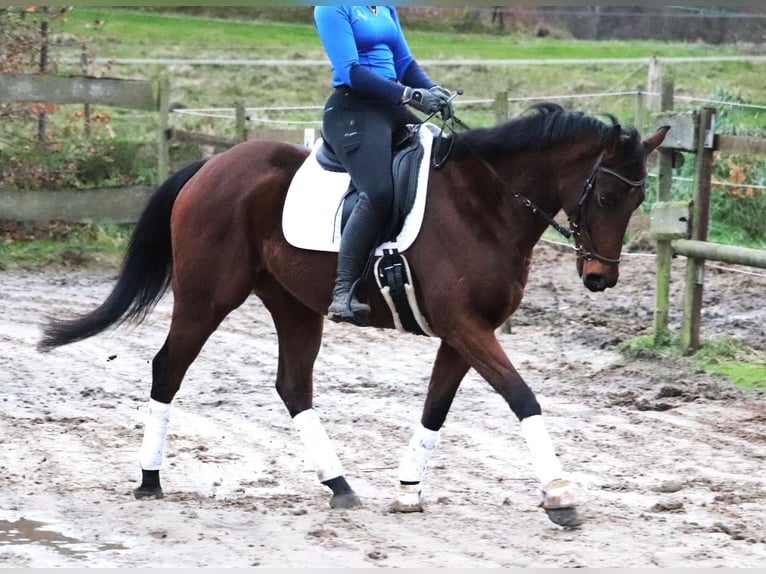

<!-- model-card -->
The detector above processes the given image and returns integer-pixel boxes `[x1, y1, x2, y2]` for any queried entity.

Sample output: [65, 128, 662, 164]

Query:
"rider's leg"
[321, 90, 406, 325]
[328, 192, 385, 324]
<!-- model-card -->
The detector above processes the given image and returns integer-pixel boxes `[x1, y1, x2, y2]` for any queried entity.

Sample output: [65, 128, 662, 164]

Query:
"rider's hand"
[429, 85, 452, 101]
[429, 85, 454, 121]
[403, 87, 444, 116]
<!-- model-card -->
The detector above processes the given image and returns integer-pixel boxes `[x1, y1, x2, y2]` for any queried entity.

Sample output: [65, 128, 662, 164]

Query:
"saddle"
[315, 125, 437, 337]
[281, 123, 440, 337]
[315, 124, 424, 243]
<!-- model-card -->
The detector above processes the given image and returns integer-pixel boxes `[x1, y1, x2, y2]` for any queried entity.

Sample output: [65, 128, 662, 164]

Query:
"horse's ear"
[643, 125, 671, 154]
[605, 123, 622, 159]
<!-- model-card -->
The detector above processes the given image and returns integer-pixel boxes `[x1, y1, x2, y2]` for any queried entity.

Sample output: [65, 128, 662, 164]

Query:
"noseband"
[568, 153, 646, 267]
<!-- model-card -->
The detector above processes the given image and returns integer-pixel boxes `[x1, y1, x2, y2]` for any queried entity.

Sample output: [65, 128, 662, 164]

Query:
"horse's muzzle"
[583, 272, 612, 292]
[578, 259, 619, 292]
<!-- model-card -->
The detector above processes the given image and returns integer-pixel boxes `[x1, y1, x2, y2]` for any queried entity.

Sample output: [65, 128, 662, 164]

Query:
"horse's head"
[570, 124, 669, 292]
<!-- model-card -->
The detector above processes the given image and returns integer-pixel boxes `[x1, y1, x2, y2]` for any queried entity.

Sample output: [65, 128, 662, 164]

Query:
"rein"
[428, 112, 645, 267]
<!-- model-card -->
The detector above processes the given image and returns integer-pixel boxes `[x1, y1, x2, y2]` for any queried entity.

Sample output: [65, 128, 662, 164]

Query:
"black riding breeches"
[321, 87, 420, 216]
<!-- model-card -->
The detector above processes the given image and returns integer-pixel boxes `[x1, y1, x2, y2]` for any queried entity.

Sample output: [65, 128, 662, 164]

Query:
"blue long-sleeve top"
[314, 5, 435, 104]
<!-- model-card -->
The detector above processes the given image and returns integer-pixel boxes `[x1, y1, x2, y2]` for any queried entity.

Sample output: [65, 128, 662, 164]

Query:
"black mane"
[450, 102, 641, 163]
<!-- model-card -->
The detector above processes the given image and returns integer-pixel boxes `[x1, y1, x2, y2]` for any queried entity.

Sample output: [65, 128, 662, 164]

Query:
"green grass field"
[53, 7, 765, 122]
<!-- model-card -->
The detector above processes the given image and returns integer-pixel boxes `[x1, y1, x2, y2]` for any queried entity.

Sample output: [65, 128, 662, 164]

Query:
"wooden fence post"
[235, 101, 248, 142]
[653, 75, 675, 345]
[157, 76, 170, 184]
[493, 91, 508, 124]
[80, 46, 92, 137]
[647, 57, 662, 112]
[634, 86, 645, 137]
[37, 21, 49, 142]
[680, 107, 716, 354]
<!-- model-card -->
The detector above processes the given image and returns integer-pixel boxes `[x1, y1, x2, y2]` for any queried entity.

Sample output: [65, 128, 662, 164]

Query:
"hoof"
[389, 483, 425, 513]
[133, 485, 164, 500]
[539, 479, 581, 528]
[329, 493, 362, 509]
[545, 507, 583, 528]
[539, 479, 578, 509]
[388, 500, 424, 513]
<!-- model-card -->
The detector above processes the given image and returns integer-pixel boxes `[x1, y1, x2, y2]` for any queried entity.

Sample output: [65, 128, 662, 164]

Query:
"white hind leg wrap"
[293, 409, 343, 483]
[398, 425, 440, 483]
[139, 399, 172, 470]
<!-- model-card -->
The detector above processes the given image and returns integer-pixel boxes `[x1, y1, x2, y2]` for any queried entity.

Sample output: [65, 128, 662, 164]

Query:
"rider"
[314, 5, 454, 326]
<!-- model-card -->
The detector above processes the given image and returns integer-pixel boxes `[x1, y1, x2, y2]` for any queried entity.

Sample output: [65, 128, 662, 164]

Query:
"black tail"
[38, 159, 207, 351]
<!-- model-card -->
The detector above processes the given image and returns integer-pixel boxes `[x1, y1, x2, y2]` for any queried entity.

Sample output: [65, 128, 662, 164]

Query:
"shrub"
[709, 156, 766, 246]
[0, 106, 155, 189]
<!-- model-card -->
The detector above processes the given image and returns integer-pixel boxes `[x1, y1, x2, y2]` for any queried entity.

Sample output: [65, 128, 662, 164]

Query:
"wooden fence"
[160, 87, 309, 181]
[0, 74, 309, 222]
[1, 73, 161, 222]
[650, 94, 766, 354]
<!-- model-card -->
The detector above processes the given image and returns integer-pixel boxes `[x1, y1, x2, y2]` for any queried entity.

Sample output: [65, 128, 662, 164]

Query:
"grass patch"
[59, 7, 739, 61]
[702, 361, 766, 390]
[691, 338, 766, 389]
[619, 334, 766, 390]
[57, 8, 325, 60]
[0, 222, 131, 269]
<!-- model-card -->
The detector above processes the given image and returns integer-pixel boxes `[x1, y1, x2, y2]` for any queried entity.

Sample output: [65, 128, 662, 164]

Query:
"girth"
[374, 249, 434, 337]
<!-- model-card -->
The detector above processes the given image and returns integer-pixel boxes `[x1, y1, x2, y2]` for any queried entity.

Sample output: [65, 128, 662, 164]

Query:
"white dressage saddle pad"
[282, 123, 437, 255]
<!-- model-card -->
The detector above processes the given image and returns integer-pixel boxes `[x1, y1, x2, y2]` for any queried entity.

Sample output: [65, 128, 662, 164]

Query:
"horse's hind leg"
[261, 285, 361, 509]
[134, 279, 253, 499]
[391, 341, 469, 512]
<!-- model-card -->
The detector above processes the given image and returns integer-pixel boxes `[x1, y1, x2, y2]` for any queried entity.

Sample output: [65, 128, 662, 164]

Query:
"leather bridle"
[568, 153, 646, 266]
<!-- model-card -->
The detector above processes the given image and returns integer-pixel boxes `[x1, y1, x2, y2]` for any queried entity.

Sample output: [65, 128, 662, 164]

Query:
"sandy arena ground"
[1, 242, 765, 568]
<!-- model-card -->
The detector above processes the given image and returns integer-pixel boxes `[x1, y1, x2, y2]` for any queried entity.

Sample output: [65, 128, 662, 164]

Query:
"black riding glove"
[429, 85, 455, 120]
[403, 86, 454, 120]
[403, 86, 444, 115]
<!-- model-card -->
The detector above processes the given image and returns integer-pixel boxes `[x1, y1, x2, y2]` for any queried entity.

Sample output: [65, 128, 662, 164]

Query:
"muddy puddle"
[0, 518, 125, 557]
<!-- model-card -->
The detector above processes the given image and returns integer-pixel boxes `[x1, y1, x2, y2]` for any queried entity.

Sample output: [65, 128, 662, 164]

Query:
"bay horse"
[39, 103, 668, 528]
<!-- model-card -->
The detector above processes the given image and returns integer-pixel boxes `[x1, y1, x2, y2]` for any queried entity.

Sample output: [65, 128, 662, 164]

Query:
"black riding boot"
[328, 194, 385, 326]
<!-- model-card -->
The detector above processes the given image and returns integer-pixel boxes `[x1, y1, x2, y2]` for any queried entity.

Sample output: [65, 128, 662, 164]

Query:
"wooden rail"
[671, 239, 766, 269]
[0, 73, 308, 180]
[0, 73, 156, 109]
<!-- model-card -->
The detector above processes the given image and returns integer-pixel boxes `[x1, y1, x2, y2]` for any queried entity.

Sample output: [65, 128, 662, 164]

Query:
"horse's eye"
[597, 192, 615, 208]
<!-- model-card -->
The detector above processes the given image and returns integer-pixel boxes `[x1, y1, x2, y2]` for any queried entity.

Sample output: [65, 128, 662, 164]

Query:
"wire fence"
[60, 55, 766, 68]
[171, 88, 766, 123]
[169, 88, 766, 196]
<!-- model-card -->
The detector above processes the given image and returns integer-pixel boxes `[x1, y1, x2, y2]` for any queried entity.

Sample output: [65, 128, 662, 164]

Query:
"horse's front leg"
[451, 324, 582, 528]
[391, 341, 469, 512]
[264, 287, 361, 510]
